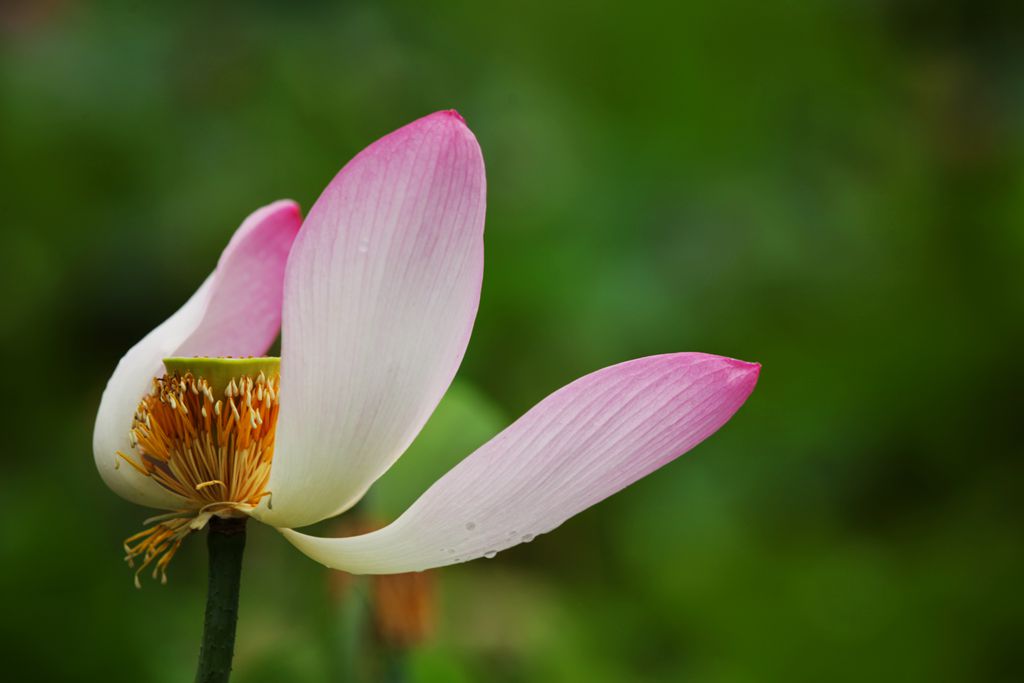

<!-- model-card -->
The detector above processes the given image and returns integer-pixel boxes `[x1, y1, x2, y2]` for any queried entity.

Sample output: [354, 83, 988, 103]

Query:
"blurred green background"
[2, 1, 1022, 681]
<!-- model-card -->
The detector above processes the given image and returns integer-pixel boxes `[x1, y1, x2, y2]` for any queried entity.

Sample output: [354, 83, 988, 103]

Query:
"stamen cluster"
[116, 368, 280, 585]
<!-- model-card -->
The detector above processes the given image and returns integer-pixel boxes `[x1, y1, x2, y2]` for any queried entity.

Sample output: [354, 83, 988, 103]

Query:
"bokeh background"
[2, 1, 1022, 681]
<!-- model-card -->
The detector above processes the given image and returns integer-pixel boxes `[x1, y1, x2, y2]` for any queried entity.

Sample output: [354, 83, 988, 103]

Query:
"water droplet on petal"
[465, 521, 476, 531]
[484, 550, 497, 559]
[357, 238, 369, 253]
[521, 533, 534, 543]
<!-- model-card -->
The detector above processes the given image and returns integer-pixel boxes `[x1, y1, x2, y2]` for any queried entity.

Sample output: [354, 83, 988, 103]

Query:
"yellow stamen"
[118, 363, 280, 586]
[115, 450, 149, 476]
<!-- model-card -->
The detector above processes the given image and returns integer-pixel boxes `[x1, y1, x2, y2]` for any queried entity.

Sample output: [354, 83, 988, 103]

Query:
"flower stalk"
[195, 516, 247, 683]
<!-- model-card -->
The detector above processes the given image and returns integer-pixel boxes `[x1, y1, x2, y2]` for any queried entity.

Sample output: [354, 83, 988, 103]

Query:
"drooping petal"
[255, 111, 486, 529]
[93, 200, 302, 509]
[279, 353, 760, 573]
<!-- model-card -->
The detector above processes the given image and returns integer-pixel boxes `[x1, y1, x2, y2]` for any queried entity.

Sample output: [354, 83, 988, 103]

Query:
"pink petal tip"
[442, 109, 466, 124]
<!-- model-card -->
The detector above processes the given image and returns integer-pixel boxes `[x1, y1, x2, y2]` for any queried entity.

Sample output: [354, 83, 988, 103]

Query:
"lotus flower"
[94, 111, 760, 584]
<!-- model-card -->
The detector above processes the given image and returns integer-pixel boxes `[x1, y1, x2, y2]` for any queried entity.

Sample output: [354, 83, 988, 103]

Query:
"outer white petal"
[255, 111, 486, 528]
[279, 353, 760, 573]
[93, 201, 301, 509]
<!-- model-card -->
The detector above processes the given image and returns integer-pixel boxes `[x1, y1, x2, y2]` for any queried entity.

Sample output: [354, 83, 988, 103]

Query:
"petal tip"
[725, 357, 761, 393]
[236, 199, 303, 245]
[277, 199, 303, 220]
[265, 199, 304, 227]
[423, 109, 475, 141]
[721, 356, 760, 373]
[742, 359, 762, 375]
[440, 108, 466, 124]
[696, 354, 760, 395]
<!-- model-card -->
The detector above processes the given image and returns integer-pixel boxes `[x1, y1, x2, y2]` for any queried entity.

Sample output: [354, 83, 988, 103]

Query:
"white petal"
[278, 353, 760, 573]
[93, 201, 301, 509]
[255, 112, 486, 528]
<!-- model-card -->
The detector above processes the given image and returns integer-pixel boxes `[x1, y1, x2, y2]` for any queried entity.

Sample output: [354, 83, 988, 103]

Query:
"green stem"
[195, 516, 247, 683]
[382, 646, 409, 683]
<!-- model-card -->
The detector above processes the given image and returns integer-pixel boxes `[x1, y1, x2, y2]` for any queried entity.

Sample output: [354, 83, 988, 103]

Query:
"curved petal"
[93, 200, 302, 509]
[255, 111, 486, 528]
[279, 353, 760, 573]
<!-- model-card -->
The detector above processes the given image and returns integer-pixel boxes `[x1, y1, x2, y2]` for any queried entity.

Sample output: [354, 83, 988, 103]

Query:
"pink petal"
[256, 111, 486, 528]
[93, 200, 302, 509]
[280, 353, 760, 573]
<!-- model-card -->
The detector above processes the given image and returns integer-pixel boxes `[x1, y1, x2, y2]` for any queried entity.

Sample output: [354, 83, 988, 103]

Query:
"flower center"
[116, 357, 280, 585]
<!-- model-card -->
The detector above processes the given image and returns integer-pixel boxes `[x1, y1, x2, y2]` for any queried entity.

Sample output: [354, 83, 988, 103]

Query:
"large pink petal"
[256, 111, 486, 528]
[280, 353, 760, 573]
[93, 200, 302, 509]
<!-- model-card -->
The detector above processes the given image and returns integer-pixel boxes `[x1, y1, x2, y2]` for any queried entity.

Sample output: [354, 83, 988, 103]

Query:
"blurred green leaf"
[369, 380, 507, 521]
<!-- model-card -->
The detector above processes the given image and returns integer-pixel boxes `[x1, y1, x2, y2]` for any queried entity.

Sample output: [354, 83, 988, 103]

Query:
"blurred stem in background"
[195, 517, 247, 683]
[330, 512, 436, 683]
[322, 381, 500, 681]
